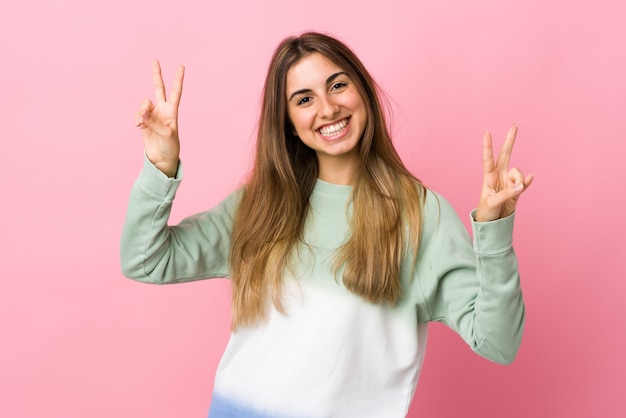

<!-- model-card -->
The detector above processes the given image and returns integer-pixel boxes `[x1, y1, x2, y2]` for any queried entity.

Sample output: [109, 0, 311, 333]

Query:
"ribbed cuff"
[136, 153, 183, 200]
[470, 209, 515, 254]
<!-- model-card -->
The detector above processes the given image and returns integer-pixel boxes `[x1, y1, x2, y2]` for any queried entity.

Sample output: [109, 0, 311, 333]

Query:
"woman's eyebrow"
[288, 72, 349, 102]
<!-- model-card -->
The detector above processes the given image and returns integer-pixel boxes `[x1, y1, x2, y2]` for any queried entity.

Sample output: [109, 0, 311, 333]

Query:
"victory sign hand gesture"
[134, 60, 185, 178]
[475, 124, 534, 222]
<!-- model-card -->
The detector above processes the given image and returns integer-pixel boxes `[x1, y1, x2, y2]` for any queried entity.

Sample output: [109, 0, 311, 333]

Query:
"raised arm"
[415, 126, 534, 364]
[121, 61, 237, 284]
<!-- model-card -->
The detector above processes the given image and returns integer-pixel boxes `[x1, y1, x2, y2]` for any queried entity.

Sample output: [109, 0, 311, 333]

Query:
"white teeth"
[319, 118, 348, 136]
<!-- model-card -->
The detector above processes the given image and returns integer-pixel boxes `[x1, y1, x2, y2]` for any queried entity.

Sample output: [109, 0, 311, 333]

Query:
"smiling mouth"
[318, 117, 350, 137]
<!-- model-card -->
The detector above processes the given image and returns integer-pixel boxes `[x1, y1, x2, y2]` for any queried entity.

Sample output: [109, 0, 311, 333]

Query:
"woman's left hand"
[475, 124, 533, 222]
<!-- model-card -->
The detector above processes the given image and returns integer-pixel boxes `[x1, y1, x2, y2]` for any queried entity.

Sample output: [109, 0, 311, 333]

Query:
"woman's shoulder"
[418, 185, 464, 228]
[214, 186, 245, 215]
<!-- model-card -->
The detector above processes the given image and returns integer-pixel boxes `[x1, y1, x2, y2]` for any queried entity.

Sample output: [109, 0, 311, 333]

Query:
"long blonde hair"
[229, 32, 425, 329]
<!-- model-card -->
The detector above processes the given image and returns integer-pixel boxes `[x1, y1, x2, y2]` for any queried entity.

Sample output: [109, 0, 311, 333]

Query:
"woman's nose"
[318, 96, 340, 119]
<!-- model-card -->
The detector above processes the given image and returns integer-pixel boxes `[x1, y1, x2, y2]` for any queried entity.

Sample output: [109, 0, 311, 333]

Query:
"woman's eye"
[331, 82, 347, 91]
[297, 96, 311, 106]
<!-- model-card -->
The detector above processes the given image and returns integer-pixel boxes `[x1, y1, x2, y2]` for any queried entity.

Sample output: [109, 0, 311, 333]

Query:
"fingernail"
[513, 183, 523, 192]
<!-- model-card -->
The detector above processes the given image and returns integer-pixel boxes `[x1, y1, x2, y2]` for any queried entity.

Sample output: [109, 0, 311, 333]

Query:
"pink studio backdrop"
[1, 0, 624, 417]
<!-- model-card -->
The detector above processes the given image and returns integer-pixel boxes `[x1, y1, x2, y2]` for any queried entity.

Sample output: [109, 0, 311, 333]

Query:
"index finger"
[496, 124, 518, 170]
[152, 59, 166, 103]
[168, 65, 185, 108]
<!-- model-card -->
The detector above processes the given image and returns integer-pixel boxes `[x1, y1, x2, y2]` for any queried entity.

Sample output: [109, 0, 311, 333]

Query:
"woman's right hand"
[134, 59, 185, 178]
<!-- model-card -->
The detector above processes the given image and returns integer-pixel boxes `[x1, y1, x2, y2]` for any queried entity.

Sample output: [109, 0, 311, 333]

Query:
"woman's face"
[285, 52, 367, 184]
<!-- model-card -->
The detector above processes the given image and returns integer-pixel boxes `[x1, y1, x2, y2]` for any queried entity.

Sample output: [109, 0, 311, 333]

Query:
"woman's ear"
[288, 123, 298, 137]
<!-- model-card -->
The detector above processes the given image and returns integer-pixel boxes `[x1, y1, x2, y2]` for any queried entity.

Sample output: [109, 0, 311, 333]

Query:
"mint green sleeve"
[120, 156, 239, 284]
[414, 192, 525, 364]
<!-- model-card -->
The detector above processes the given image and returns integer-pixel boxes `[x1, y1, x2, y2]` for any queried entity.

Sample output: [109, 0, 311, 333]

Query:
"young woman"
[122, 32, 533, 418]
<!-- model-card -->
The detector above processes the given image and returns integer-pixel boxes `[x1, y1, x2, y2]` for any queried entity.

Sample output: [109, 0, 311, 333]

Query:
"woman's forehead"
[286, 53, 346, 91]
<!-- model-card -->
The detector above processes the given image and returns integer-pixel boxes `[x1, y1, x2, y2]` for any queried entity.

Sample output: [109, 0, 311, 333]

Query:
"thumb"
[489, 182, 524, 208]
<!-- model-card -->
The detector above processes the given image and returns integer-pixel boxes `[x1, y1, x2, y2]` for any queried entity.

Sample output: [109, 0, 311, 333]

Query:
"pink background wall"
[2, 0, 624, 417]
